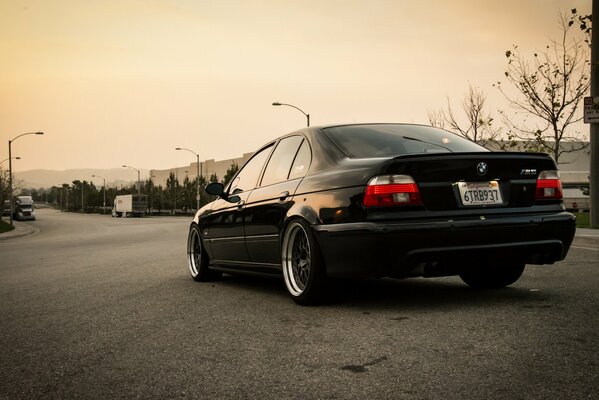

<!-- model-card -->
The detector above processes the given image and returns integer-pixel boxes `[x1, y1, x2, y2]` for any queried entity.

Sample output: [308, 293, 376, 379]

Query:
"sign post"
[590, 0, 599, 228]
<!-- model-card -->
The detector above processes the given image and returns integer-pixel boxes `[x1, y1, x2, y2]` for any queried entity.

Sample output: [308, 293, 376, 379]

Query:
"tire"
[187, 223, 221, 282]
[281, 219, 327, 305]
[459, 262, 525, 289]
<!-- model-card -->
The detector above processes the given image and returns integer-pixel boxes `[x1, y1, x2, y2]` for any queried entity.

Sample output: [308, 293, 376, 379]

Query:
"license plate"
[457, 181, 503, 206]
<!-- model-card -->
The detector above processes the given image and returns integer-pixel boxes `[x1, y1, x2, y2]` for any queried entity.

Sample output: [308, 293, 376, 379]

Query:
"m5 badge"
[520, 169, 537, 176]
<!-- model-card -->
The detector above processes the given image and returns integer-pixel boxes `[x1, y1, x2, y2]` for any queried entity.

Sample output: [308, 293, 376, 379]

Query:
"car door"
[205, 144, 274, 264]
[244, 136, 312, 265]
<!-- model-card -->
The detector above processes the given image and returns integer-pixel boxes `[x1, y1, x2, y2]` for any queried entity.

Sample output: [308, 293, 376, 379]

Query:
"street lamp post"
[122, 165, 141, 198]
[92, 174, 106, 214]
[272, 102, 310, 127]
[175, 147, 201, 211]
[8, 131, 44, 226]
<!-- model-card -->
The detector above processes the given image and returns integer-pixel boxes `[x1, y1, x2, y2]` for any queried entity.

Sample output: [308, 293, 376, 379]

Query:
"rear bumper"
[313, 212, 576, 279]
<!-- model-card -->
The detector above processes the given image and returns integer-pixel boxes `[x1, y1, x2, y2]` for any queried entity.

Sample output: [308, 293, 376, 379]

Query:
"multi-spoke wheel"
[187, 223, 221, 282]
[282, 220, 326, 305]
[459, 262, 525, 289]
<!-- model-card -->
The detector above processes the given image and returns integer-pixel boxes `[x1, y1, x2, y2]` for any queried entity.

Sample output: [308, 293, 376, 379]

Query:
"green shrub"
[575, 212, 590, 228]
[0, 220, 15, 233]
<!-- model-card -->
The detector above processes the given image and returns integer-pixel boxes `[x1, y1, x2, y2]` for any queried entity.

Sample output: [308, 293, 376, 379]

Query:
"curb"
[0, 222, 39, 241]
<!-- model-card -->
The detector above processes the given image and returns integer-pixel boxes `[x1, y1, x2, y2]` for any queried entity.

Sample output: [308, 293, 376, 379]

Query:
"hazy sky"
[0, 0, 592, 173]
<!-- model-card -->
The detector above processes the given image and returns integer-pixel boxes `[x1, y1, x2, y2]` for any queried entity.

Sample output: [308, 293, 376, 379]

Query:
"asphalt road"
[1, 209, 598, 399]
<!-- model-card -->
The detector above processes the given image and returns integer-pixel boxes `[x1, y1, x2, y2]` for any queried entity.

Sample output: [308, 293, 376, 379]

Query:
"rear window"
[323, 124, 487, 158]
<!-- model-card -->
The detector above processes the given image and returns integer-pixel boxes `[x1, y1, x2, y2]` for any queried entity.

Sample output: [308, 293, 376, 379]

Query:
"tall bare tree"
[428, 84, 500, 147]
[0, 167, 23, 210]
[495, 13, 590, 164]
[0, 168, 9, 214]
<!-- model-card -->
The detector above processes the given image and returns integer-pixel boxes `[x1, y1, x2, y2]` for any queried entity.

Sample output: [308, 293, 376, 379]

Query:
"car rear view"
[316, 124, 576, 288]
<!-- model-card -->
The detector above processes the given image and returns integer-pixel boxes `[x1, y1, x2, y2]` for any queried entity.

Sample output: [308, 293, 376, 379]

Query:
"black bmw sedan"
[186, 123, 576, 304]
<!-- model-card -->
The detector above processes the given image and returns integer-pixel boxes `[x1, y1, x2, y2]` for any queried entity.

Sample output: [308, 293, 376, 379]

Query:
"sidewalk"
[0, 220, 38, 241]
[576, 227, 599, 238]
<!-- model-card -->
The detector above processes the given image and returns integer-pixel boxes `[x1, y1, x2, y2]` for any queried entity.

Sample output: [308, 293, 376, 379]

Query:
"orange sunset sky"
[0, 0, 592, 172]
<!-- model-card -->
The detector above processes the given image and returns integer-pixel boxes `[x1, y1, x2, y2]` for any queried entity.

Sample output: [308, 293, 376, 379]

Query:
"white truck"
[12, 195, 36, 221]
[112, 194, 147, 217]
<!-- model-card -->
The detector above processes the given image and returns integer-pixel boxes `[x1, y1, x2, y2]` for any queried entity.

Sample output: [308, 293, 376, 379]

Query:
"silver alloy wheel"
[282, 222, 311, 296]
[188, 226, 202, 278]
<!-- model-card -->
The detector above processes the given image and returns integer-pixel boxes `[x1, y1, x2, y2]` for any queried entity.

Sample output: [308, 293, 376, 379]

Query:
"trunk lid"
[377, 152, 558, 211]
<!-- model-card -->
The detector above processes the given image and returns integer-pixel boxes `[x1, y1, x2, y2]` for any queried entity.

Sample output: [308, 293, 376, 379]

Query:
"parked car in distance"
[186, 123, 576, 304]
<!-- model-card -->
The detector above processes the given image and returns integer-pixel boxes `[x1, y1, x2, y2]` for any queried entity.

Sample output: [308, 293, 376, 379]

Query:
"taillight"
[363, 175, 422, 207]
[535, 170, 563, 200]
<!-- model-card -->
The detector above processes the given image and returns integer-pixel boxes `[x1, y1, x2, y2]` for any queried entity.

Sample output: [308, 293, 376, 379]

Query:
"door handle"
[279, 191, 290, 202]
[237, 200, 245, 209]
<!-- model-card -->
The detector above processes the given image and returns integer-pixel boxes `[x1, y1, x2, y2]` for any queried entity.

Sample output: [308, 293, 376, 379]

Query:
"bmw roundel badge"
[477, 162, 488, 176]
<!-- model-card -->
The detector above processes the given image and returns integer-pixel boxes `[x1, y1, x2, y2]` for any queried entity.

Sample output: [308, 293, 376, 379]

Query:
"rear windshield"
[323, 124, 487, 158]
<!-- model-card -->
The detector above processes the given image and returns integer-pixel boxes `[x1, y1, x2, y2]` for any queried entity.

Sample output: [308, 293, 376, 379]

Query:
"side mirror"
[205, 182, 242, 203]
[205, 182, 225, 196]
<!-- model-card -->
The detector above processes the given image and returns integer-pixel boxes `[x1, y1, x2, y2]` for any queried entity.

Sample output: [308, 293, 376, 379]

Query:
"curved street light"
[8, 131, 44, 225]
[92, 174, 107, 215]
[1, 156, 20, 165]
[272, 102, 310, 127]
[175, 147, 201, 211]
[122, 165, 141, 198]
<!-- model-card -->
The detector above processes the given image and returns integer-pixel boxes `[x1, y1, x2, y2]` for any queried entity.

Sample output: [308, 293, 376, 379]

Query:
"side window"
[229, 145, 273, 194]
[260, 136, 304, 187]
[288, 139, 311, 180]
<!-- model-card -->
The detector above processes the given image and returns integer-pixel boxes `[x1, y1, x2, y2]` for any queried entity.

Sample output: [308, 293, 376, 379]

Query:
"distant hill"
[14, 168, 150, 189]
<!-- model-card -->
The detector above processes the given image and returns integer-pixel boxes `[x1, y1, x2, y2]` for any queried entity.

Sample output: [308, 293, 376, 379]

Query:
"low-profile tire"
[281, 219, 327, 305]
[187, 223, 221, 282]
[459, 262, 525, 289]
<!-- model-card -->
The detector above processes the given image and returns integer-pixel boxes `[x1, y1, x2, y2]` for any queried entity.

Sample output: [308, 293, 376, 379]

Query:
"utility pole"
[175, 147, 201, 211]
[592, 0, 599, 228]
